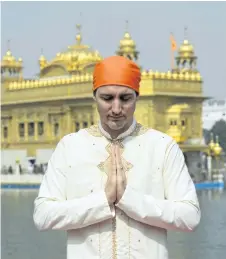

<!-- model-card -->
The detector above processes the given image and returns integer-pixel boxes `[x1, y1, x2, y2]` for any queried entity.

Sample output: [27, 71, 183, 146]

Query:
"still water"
[1, 189, 226, 259]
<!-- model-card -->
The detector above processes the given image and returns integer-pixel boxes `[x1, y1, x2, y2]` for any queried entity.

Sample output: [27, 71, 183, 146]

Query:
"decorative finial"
[7, 39, 11, 50]
[210, 132, 214, 141]
[76, 24, 82, 32]
[75, 12, 83, 45]
[184, 26, 188, 40]
[76, 12, 82, 31]
[75, 24, 82, 45]
[216, 135, 219, 144]
[39, 48, 46, 63]
[125, 20, 129, 32]
[213, 135, 222, 156]
[208, 132, 215, 152]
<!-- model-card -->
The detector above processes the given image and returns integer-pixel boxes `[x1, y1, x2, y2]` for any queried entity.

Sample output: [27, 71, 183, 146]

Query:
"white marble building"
[202, 99, 226, 130]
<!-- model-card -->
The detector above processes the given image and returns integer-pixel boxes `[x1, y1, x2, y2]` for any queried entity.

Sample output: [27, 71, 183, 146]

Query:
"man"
[33, 56, 201, 259]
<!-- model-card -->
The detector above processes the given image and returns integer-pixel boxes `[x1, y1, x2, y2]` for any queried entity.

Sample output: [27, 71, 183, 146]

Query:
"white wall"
[36, 149, 54, 164]
[1, 150, 27, 169]
[202, 99, 226, 130]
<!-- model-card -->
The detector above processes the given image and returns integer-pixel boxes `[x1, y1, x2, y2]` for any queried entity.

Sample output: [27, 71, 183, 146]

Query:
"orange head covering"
[93, 56, 141, 93]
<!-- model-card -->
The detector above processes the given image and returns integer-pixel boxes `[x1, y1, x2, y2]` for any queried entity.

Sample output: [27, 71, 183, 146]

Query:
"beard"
[107, 119, 126, 130]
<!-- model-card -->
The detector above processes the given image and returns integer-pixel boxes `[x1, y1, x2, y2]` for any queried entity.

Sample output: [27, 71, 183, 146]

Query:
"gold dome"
[116, 22, 139, 61]
[174, 30, 198, 74]
[178, 39, 195, 57]
[75, 32, 82, 45]
[213, 143, 222, 156]
[213, 135, 222, 156]
[47, 24, 102, 73]
[3, 50, 16, 62]
[39, 55, 46, 62]
[167, 103, 190, 113]
[39, 49, 48, 70]
[1, 49, 22, 69]
[120, 32, 136, 48]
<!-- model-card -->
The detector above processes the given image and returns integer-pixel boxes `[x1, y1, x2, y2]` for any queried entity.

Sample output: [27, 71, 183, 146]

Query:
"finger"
[115, 145, 121, 171]
[116, 146, 125, 177]
[117, 175, 126, 198]
[111, 145, 117, 177]
[117, 174, 124, 184]
[116, 145, 127, 185]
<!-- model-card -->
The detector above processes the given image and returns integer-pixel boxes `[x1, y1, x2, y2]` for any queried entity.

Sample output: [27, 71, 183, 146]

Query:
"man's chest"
[65, 140, 166, 200]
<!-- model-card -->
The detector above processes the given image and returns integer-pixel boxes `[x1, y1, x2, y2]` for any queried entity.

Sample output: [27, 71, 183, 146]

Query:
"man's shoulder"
[137, 123, 174, 144]
[59, 126, 100, 145]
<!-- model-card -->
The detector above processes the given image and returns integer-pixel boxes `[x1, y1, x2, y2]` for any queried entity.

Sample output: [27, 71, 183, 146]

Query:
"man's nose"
[112, 100, 122, 114]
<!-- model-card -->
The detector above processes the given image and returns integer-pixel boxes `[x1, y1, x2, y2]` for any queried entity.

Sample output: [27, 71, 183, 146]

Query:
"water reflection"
[1, 188, 226, 259]
[198, 188, 225, 200]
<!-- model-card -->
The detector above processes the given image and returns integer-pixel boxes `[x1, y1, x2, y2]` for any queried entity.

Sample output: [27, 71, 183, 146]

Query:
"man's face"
[95, 85, 138, 133]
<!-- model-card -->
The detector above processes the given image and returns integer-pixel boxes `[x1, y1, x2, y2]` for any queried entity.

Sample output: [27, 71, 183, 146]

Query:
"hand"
[105, 145, 117, 205]
[115, 144, 127, 203]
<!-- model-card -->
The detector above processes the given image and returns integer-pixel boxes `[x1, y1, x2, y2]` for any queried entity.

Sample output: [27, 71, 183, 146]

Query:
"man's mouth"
[109, 116, 124, 121]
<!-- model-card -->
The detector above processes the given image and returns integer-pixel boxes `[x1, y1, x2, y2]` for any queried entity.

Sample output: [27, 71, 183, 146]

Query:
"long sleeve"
[116, 140, 201, 232]
[33, 136, 114, 231]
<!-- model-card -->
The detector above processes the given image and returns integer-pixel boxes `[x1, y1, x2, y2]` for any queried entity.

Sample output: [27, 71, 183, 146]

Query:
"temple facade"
[1, 25, 208, 178]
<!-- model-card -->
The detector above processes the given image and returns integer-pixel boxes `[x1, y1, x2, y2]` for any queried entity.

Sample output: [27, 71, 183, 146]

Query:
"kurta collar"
[98, 119, 137, 141]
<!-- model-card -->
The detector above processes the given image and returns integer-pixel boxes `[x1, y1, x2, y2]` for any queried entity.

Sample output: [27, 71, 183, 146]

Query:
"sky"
[1, 1, 226, 99]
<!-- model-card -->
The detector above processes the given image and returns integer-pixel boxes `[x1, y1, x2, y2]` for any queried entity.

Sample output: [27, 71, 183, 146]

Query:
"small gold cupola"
[1, 40, 23, 81]
[116, 21, 139, 61]
[39, 48, 48, 70]
[174, 27, 198, 73]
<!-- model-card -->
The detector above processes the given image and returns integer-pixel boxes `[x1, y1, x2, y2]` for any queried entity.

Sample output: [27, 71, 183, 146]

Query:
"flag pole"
[170, 33, 177, 71]
[171, 45, 174, 71]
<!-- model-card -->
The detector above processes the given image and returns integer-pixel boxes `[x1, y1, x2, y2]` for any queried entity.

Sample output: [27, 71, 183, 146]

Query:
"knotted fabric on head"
[93, 56, 141, 93]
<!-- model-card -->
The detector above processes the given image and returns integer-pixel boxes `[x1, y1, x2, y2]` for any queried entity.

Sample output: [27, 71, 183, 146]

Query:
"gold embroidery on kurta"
[86, 122, 149, 258]
[85, 124, 102, 137]
[112, 216, 117, 259]
[98, 223, 101, 258]
[130, 123, 149, 137]
[128, 217, 131, 259]
[85, 122, 149, 139]
[97, 143, 112, 174]
[97, 142, 133, 176]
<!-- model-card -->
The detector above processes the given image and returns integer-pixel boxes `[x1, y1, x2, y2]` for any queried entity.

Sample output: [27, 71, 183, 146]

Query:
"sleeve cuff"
[115, 185, 138, 212]
[88, 190, 116, 219]
[115, 185, 162, 222]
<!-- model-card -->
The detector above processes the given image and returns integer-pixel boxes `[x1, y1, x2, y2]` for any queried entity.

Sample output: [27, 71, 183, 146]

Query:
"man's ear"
[93, 89, 97, 101]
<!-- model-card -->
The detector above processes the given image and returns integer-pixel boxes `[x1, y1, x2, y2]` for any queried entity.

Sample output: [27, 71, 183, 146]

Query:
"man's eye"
[121, 97, 131, 101]
[102, 96, 113, 101]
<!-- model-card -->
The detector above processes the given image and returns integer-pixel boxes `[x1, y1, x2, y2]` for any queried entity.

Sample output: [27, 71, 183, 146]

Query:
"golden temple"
[1, 25, 208, 158]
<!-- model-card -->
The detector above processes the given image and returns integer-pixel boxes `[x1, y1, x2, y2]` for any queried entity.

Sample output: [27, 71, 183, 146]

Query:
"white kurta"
[33, 122, 201, 259]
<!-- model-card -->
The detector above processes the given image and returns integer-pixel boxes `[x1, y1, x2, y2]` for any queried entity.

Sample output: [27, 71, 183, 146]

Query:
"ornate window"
[19, 123, 25, 137]
[75, 122, 80, 132]
[28, 122, 34, 136]
[3, 126, 8, 139]
[38, 122, 44, 136]
[90, 115, 94, 125]
[54, 123, 59, 136]
[181, 119, 186, 126]
[83, 122, 88, 128]
[170, 120, 177, 126]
